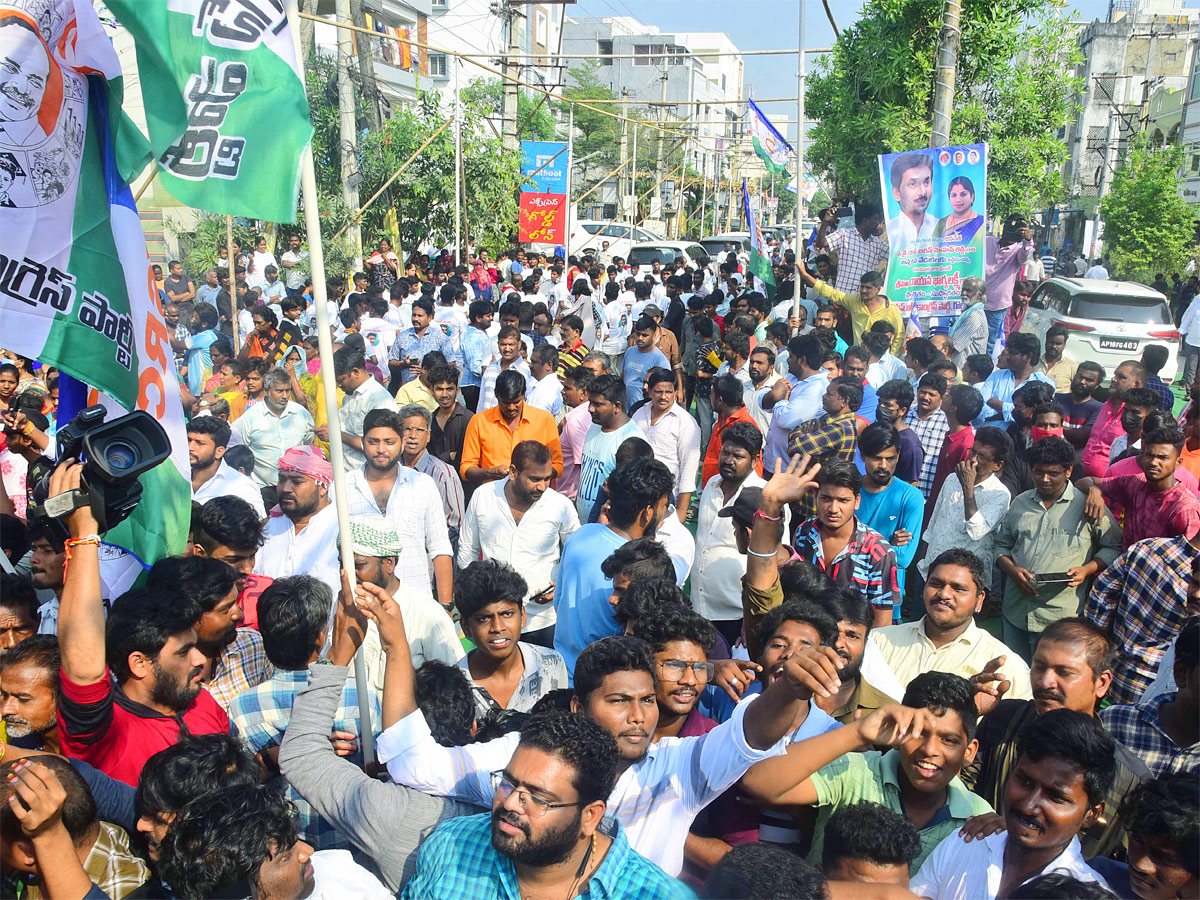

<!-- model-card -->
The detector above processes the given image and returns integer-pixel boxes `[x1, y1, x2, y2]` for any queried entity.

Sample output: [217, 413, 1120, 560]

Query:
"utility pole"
[654, 65, 668, 225]
[929, 0, 961, 147]
[336, 0, 361, 265]
[630, 123, 638, 233]
[454, 57, 462, 265]
[502, 0, 520, 153]
[618, 97, 629, 228]
[349, 0, 380, 130]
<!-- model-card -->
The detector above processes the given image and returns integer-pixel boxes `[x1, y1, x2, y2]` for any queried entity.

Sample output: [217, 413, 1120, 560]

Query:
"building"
[560, 16, 745, 234]
[1061, 0, 1196, 250]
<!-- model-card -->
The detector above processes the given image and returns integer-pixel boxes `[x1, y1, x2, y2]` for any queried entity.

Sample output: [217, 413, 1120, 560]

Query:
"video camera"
[27, 404, 172, 542]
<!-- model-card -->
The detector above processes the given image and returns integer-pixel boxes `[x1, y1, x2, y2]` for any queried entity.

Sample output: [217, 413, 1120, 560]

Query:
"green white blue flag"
[106, 0, 313, 223]
[748, 98, 792, 177]
[0, 0, 191, 572]
[743, 179, 776, 298]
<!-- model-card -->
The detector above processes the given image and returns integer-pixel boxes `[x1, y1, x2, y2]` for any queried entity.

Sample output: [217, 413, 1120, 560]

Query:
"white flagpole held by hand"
[285, 0, 375, 764]
[793, 0, 805, 322]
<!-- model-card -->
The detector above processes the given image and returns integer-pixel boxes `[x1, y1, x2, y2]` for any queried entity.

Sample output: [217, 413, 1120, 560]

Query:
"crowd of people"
[0, 216, 1196, 900]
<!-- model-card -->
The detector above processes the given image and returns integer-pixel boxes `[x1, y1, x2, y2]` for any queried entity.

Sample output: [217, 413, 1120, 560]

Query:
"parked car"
[699, 233, 751, 273]
[1020, 277, 1180, 383]
[528, 220, 663, 262]
[627, 241, 711, 276]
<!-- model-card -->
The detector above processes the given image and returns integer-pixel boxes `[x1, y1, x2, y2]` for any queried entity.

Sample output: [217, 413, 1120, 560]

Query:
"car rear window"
[700, 241, 726, 256]
[629, 247, 679, 267]
[1067, 294, 1171, 325]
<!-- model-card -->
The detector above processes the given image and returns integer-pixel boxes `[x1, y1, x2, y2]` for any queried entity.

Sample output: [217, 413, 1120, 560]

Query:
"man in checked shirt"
[812, 203, 889, 295]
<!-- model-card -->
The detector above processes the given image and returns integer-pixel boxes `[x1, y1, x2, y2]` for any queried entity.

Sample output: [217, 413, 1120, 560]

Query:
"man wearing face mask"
[994, 437, 1122, 663]
[1106, 387, 1160, 467]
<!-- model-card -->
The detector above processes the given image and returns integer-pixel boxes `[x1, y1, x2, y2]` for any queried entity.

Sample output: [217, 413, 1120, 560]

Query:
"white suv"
[1020, 277, 1180, 383]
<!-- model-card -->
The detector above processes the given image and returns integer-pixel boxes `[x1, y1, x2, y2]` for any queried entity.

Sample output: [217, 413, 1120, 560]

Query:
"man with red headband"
[253, 447, 341, 600]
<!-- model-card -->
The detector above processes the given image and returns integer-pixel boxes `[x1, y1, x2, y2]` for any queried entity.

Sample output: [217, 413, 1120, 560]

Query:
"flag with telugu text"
[105, 0, 313, 223]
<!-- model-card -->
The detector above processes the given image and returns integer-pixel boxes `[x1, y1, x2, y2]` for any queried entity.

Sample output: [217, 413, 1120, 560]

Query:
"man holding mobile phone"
[994, 437, 1122, 663]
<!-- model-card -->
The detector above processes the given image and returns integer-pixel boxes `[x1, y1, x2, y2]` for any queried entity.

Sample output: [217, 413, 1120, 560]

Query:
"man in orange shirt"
[1183, 402, 1200, 482]
[460, 369, 563, 488]
[701, 373, 762, 487]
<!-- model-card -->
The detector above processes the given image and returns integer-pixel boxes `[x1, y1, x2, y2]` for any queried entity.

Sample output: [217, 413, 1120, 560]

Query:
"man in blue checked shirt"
[362, 586, 849, 878]
[388, 297, 458, 386]
[228, 575, 381, 851]
[973, 332, 1053, 427]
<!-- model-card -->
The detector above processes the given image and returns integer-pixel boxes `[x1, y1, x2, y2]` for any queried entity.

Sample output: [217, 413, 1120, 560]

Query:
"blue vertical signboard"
[519, 141, 570, 245]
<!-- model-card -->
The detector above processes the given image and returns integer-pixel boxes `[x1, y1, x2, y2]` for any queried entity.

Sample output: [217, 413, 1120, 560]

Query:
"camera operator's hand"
[48, 459, 99, 538]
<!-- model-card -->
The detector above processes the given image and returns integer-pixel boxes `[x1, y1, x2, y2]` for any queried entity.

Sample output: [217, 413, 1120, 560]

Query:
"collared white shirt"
[919, 473, 1011, 583]
[478, 358, 532, 412]
[456, 479, 580, 632]
[656, 505, 696, 585]
[692, 472, 786, 622]
[870, 616, 1032, 700]
[632, 402, 702, 498]
[376, 692, 788, 876]
[747, 372, 782, 434]
[887, 210, 936, 252]
[254, 503, 341, 598]
[339, 378, 399, 471]
[192, 460, 267, 519]
[525, 371, 563, 419]
[308, 849, 393, 900]
[408, 450, 464, 529]
[911, 832, 1107, 900]
[360, 586, 462, 692]
[345, 465, 453, 597]
[234, 401, 315, 487]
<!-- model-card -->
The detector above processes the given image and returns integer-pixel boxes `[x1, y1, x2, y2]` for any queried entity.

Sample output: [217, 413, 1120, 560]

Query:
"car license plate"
[1099, 338, 1139, 352]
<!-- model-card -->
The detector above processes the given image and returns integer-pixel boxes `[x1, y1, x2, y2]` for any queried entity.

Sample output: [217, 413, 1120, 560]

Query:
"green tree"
[461, 78, 557, 142]
[806, 0, 1082, 214]
[560, 61, 624, 193]
[1099, 134, 1197, 284]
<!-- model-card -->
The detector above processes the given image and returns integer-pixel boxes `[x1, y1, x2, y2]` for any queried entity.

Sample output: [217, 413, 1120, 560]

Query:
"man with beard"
[345, 516, 461, 692]
[553, 457, 675, 673]
[234, 367, 315, 488]
[147, 556, 272, 711]
[187, 415, 266, 518]
[49, 459, 229, 785]
[346, 409, 454, 610]
[399, 404, 464, 544]
[0, 635, 59, 753]
[457, 441, 580, 649]
[26, 519, 66, 635]
[857, 424, 925, 613]
[912, 710, 1115, 898]
[158, 785, 392, 900]
[398, 712, 686, 899]
[742, 671, 993, 875]
[192, 496, 271, 629]
[371, 582, 854, 877]
[745, 346, 782, 435]
[328, 345, 398, 472]
[1055, 361, 1104, 452]
[1081, 359, 1147, 477]
[255, 447, 341, 601]
[575, 374, 645, 522]
[963, 618, 1153, 860]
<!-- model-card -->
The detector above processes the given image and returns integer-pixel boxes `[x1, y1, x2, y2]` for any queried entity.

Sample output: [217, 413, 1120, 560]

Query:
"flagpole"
[454, 58, 462, 266]
[285, 0, 375, 764]
[793, 0, 805, 321]
[227, 216, 240, 354]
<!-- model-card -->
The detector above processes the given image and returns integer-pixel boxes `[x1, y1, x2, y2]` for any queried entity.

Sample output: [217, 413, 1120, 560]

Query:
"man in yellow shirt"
[800, 259, 905, 356]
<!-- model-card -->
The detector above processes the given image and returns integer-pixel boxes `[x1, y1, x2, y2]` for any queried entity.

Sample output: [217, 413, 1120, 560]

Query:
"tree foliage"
[1098, 134, 1197, 283]
[560, 62, 625, 191]
[806, 0, 1083, 214]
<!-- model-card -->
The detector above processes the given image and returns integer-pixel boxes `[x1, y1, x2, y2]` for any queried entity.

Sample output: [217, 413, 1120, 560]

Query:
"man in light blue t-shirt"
[554, 456, 676, 675]
[621, 315, 671, 409]
[577, 374, 646, 521]
[857, 423, 925, 617]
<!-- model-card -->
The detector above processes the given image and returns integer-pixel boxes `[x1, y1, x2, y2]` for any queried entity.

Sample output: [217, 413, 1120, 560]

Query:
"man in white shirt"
[328, 345, 398, 471]
[457, 440, 580, 646]
[279, 234, 309, 294]
[246, 235, 278, 291]
[234, 369, 315, 488]
[632, 370, 701, 520]
[346, 516, 462, 692]
[886, 153, 936, 251]
[188, 416, 266, 519]
[1084, 259, 1109, 279]
[525, 344, 563, 420]
[254, 447, 341, 598]
[911, 709, 1116, 899]
[746, 345, 782, 434]
[919, 427, 1013, 585]
[346, 408, 455, 611]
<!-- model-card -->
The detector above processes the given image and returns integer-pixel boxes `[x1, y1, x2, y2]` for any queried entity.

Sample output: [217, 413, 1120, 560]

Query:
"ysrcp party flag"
[106, 0, 313, 223]
[748, 98, 791, 177]
[0, 0, 190, 568]
[877, 143, 988, 324]
[743, 179, 775, 298]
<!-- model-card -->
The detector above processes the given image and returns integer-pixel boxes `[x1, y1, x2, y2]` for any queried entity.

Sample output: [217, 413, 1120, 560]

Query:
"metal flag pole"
[226, 216, 240, 353]
[285, 0, 375, 764]
[454, 58, 463, 266]
[793, 0, 806, 322]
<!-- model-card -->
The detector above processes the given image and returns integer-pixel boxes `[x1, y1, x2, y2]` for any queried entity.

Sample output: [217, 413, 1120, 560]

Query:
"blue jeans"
[1002, 616, 1040, 664]
[985, 308, 1007, 354]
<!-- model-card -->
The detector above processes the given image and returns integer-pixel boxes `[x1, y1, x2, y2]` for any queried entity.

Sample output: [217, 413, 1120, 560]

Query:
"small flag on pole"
[748, 98, 792, 177]
[743, 180, 776, 298]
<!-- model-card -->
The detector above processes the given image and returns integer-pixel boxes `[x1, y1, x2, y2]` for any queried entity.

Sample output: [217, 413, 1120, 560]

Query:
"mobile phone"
[1035, 572, 1073, 586]
[531, 584, 554, 601]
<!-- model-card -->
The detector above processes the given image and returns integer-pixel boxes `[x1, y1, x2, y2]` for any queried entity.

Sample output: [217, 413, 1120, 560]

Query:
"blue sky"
[566, 0, 1200, 141]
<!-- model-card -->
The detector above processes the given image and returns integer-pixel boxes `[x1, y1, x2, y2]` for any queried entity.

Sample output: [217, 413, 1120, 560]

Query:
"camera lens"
[102, 440, 138, 471]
